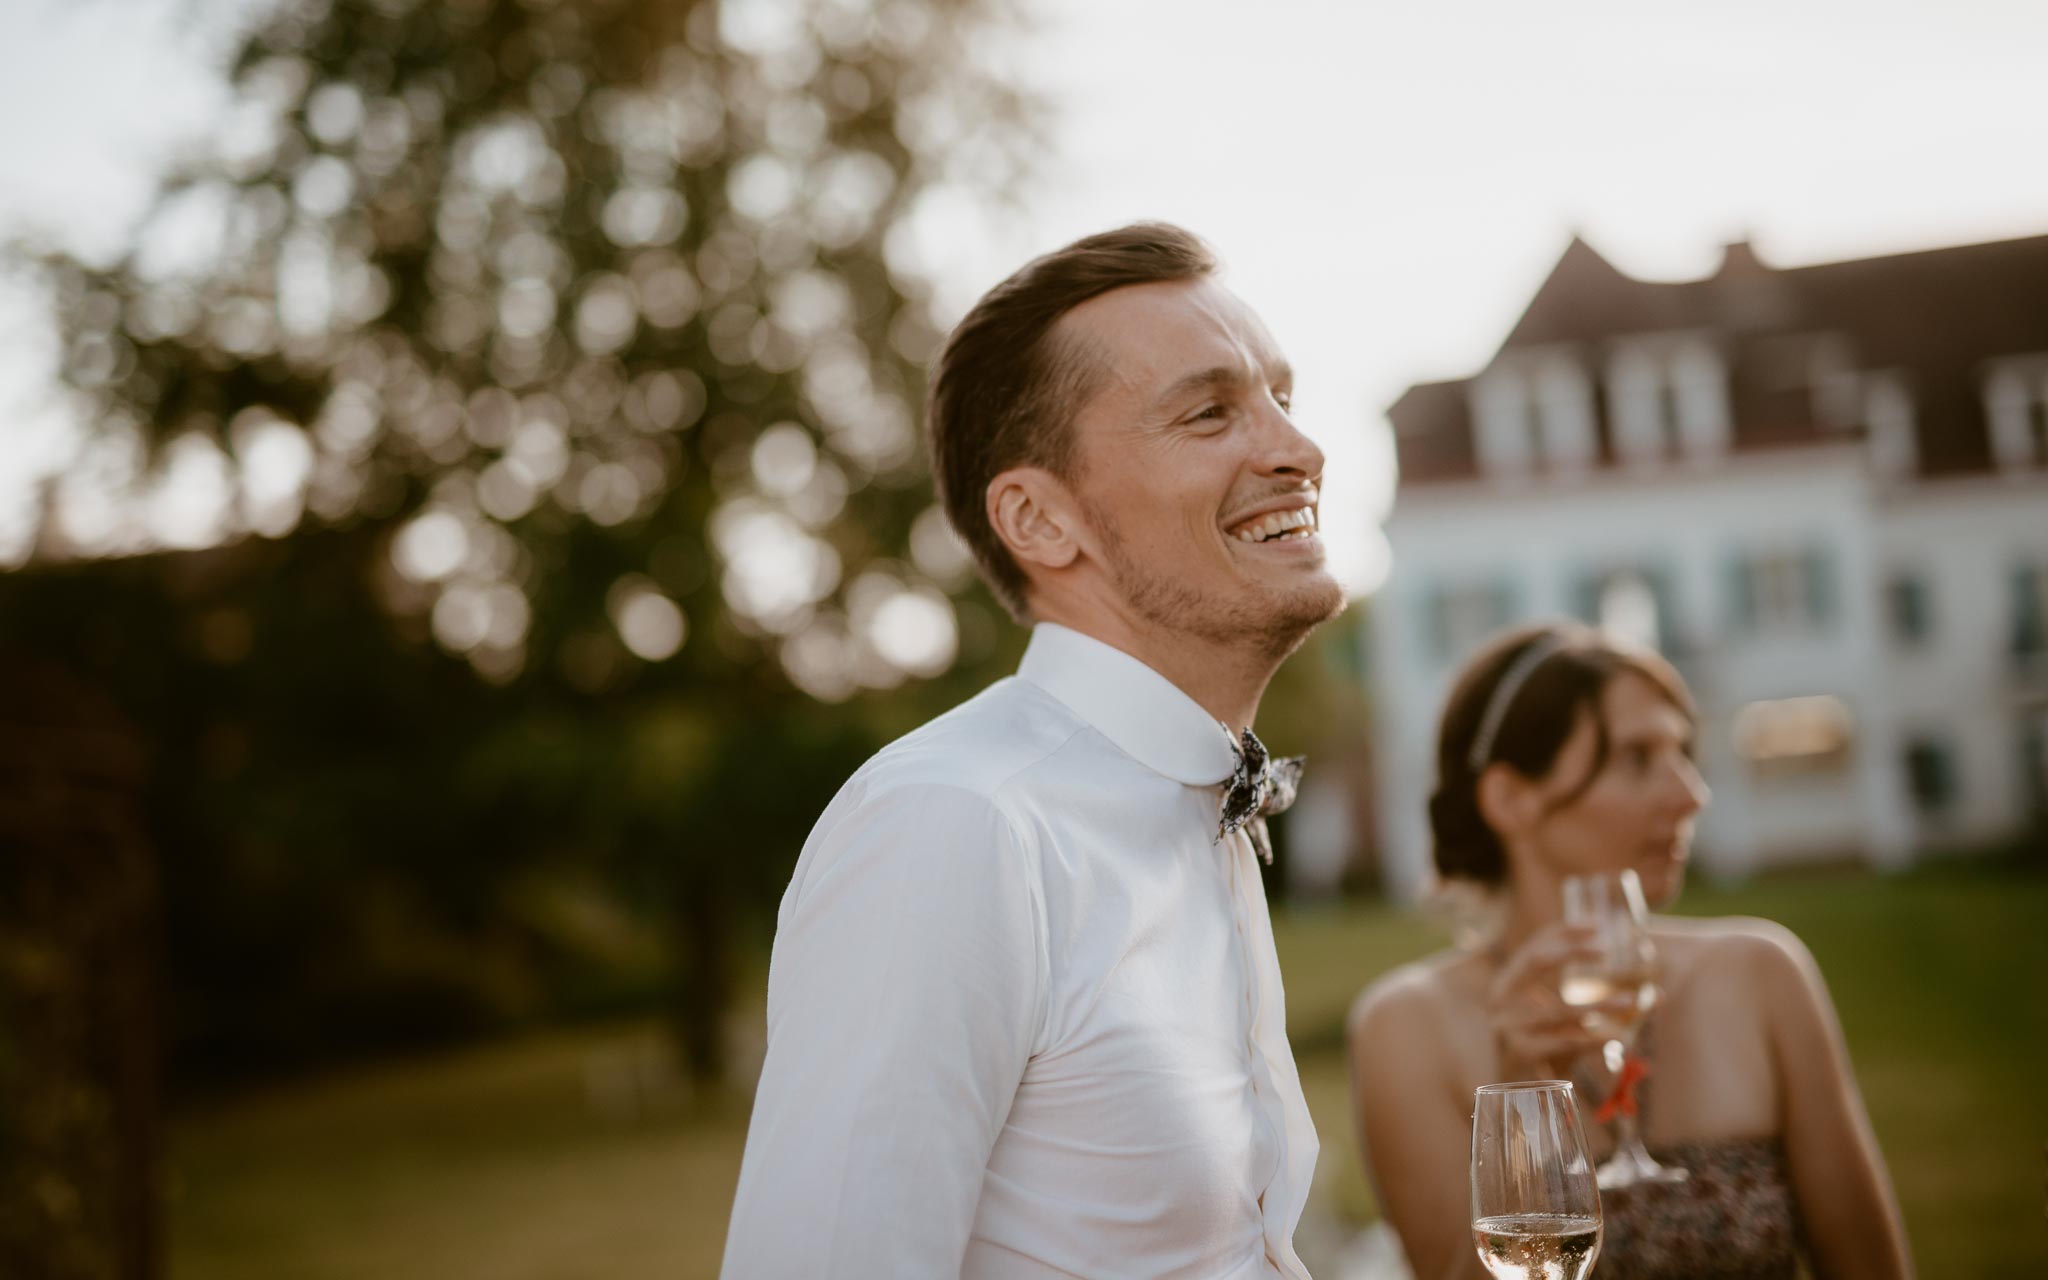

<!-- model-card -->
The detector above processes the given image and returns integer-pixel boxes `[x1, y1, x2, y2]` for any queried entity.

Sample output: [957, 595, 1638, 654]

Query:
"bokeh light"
[607, 575, 687, 662]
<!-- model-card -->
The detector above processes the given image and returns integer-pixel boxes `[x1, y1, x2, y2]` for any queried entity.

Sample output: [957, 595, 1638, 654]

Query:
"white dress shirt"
[721, 623, 1318, 1279]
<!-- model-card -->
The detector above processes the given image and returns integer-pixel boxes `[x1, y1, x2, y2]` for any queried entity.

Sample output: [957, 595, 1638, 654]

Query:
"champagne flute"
[1470, 1081, 1603, 1280]
[1559, 869, 1687, 1189]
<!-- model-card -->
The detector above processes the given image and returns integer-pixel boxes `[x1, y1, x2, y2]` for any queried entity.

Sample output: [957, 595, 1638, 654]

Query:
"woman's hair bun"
[1429, 781, 1505, 885]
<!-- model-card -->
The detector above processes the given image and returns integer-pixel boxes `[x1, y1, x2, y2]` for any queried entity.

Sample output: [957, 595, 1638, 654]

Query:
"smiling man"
[721, 224, 1345, 1278]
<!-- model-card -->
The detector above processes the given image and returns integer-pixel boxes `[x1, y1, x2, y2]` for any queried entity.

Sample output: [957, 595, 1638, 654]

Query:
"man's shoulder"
[854, 674, 1090, 805]
[785, 678, 1085, 902]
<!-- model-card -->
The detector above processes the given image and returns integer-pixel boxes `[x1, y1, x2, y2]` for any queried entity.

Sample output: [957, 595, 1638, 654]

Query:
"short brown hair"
[1429, 621, 1696, 885]
[924, 222, 1219, 620]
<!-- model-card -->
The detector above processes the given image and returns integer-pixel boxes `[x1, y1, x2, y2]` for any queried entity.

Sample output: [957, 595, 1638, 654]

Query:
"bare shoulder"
[1657, 913, 1813, 965]
[1656, 915, 1830, 1020]
[1347, 948, 1476, 1050]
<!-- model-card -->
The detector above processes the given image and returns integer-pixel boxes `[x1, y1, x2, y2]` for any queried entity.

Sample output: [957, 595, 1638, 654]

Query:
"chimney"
[1711, 235, 1792, 329]
[1715, 237, 1769, 278]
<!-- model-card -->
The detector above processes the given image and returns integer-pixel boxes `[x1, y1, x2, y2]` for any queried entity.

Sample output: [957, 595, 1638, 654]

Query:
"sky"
[4, 0, 2048, 591]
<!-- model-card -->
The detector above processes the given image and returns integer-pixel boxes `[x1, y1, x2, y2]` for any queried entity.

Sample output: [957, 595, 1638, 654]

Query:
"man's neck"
[1033, 603, 1283, 732]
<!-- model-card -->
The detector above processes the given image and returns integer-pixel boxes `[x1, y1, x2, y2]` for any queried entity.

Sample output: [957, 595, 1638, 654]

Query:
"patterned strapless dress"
[1591, 1136, 1801, 1279]
[1572, 1024, 1805, 1279]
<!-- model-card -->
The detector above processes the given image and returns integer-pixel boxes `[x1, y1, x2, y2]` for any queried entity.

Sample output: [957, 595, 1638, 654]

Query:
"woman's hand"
[1484, 923, 1628, 1080]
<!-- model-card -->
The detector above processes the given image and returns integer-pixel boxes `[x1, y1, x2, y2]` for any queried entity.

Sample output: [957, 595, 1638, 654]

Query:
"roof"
[1391, 229, 2048, 486]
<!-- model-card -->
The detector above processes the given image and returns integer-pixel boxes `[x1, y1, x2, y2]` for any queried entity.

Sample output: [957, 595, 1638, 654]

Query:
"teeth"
[1232, 507, 1318, 543]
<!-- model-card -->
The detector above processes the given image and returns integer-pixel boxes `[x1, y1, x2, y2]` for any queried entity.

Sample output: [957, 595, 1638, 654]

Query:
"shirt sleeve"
[720, 781, 1047, 1278]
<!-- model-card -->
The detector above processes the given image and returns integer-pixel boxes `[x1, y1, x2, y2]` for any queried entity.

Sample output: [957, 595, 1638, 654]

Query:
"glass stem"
[1615, 1108, 1649, 1163]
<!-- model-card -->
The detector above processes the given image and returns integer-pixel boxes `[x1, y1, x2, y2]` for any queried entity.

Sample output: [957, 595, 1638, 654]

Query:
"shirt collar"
[1017, 622, 1239, 787]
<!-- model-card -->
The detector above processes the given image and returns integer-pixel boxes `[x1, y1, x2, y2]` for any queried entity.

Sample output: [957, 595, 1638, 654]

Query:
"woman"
[1347, 621, 1912, 1279]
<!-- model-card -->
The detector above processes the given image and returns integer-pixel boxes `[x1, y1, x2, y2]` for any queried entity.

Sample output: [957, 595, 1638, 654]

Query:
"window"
[1608, 339, 1729, 466]
[1886, 573, 1931, 647]
[1984, 359, 2048, 471]
[1730, 547, 1836, 634]
[1656, 381, 1685, 456]
[1533, 357, 1597, 474]
[1473, 353, 1596, 478]
[1423, 578, 1519, 664]
[1670, 341, 1732, 458]
[1865, 374, 1917, 477]
[1607, 346, 1667, 466]
[1733, 695, 1852, 773]
[1472, 365, 1536, 479]
[2021, 714, 2048, 821]
[2014, 564, 2048, 657]
[1572, 566, 1672, 652]
[1808, 336, 1860, 427]
[1598, 572, 1661, 651]
[1903, 737, 1958, 816]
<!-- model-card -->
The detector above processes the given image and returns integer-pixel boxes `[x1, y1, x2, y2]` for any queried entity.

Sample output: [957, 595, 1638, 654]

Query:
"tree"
[13, 0, 1038, 1085]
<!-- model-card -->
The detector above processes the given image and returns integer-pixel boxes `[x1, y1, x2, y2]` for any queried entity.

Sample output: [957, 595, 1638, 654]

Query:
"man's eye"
[1191, 404, 1227, 422]
[1274, 390, 1293, 412]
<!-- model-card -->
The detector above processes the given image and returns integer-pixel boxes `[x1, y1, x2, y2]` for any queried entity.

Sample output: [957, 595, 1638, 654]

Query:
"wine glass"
[1559, 868, 1687, 1189]
[1470, 1081, 1603, 1280]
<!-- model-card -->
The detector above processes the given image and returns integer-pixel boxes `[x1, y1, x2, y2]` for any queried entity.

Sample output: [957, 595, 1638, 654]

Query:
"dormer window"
[1472, 363, 1535, 479]
[1608, 337, 1730, 467]
[1865, 373, 1917, 477]
[1471, 350, 1596, 479]
[1533, 356, 1597, 474]
[1607, 346, 1666, 465]
[1808, 336, 1860, 428]
[1984, 358, 2048, 471]
[1671, 341, 1733, 458]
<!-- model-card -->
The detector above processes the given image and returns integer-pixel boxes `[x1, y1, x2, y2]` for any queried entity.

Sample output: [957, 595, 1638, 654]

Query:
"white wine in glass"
[1558, 968, 1657, 1044]
[1470, 1081, 1603, 1280]
[1560, 868, 1687, 1189]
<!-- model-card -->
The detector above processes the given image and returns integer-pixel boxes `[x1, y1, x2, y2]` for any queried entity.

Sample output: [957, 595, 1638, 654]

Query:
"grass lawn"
[169, 861, 2047, 1278]
[168, 1025, 754, 1279]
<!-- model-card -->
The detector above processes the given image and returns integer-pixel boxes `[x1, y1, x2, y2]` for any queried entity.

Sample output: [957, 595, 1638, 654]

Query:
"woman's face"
[1525, 671, 1709, 907]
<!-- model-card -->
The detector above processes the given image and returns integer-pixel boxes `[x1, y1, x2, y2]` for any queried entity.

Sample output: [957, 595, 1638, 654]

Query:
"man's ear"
[987, 466, 1081, 572]
[1475, 763, 1536, 844]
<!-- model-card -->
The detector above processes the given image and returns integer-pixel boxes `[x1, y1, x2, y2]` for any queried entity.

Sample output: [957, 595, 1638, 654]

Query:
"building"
[1368, 230, 2048, 901]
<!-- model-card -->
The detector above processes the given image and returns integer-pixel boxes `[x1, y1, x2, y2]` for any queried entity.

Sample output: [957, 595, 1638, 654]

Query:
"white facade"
[1365, 442, 2048, 902]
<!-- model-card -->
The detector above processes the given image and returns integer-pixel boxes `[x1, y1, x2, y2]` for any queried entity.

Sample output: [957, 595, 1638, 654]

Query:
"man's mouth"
[1227, 506, 1319, 544]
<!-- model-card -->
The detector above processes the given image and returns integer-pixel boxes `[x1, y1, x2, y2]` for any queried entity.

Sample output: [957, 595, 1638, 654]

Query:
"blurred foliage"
[0, 658, 158, 1280]
[6, 0, 1042, 1087]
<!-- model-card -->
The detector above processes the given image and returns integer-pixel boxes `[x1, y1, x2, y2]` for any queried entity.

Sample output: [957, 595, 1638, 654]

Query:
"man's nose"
[1255, 399, 1325, 480]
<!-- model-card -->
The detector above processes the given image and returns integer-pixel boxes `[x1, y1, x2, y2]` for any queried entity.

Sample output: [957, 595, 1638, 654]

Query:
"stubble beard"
[1089, 498, 1346, 662]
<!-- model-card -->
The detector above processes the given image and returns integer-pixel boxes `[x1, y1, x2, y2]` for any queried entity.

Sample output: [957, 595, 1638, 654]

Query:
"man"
[721, 223, 1346, 1277]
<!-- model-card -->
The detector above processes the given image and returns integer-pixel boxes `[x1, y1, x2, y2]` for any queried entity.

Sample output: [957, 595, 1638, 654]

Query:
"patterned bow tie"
[1217, 726, 1304, 866]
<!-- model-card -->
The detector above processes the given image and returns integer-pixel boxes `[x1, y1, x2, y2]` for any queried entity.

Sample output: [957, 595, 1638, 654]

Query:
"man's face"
[1054, 277, 1345, 654]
